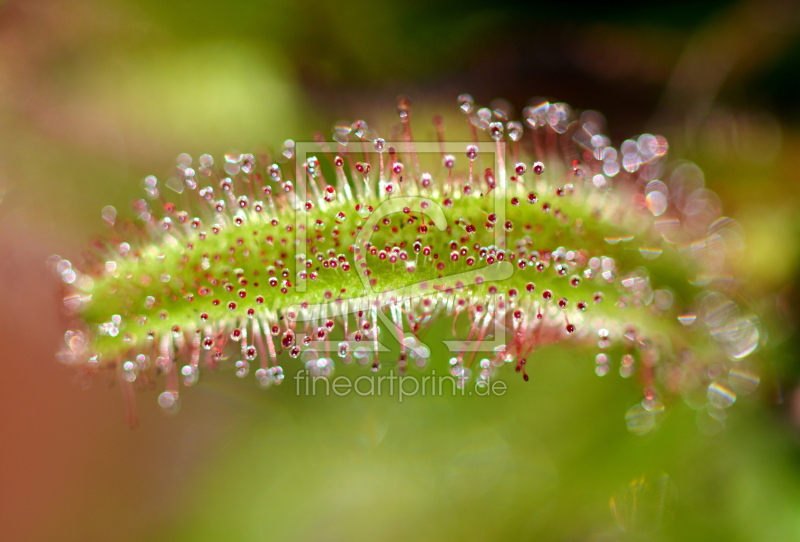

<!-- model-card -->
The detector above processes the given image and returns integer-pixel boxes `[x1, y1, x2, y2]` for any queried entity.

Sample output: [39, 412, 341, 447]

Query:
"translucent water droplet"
[122, 360, 137, 382]
[523, 102, 549, 128]
[283, 140, 295, 160]
[645, 191, 668, 217]
[158, 391, 180, 414]
[506, 121, 523, 141]
[458, 93, 474, 114]
[678, 314, 696, 326]
[353, 346, 369, 365]
[61, 267, 76, 284]
[306, 357, 333, 378]
[225, 152, 243, 164]
[235, 360, 249, 378]
[723, 316, 760, 360]
[241, 154, 255, 174]
[707, 380, 736, 408]
[255, 367, 272, 388]
[351, 120, 368, 139]
[488, 122, 503, 141]
[728, 367, 759, 394]
[101, 205, 117, 226]
[181, 365, 199, 386]
[271, 366, 285, 384]
[142, 175, 159, 198]
[268, 164, 281, 181]
[625, 404, 657, 435]
[411, 344, 430, 359]
[546, 103, 571, 133]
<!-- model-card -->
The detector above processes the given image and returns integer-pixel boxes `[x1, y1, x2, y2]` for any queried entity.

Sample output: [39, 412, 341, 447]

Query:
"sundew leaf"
[54, 95, 761, 430]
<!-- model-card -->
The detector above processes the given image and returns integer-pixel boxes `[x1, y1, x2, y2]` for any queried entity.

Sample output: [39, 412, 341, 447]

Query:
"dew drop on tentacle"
[458, 93, 474, 114]
[488, 122, 504, 141]
[157, 391, 180, 415]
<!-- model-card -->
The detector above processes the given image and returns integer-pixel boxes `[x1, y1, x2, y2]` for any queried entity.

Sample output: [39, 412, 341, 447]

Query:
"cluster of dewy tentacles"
[54, 95, 760, 430]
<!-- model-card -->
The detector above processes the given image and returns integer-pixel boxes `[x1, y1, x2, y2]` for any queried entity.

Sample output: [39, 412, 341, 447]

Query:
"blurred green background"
[2, 0, 800, 540]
